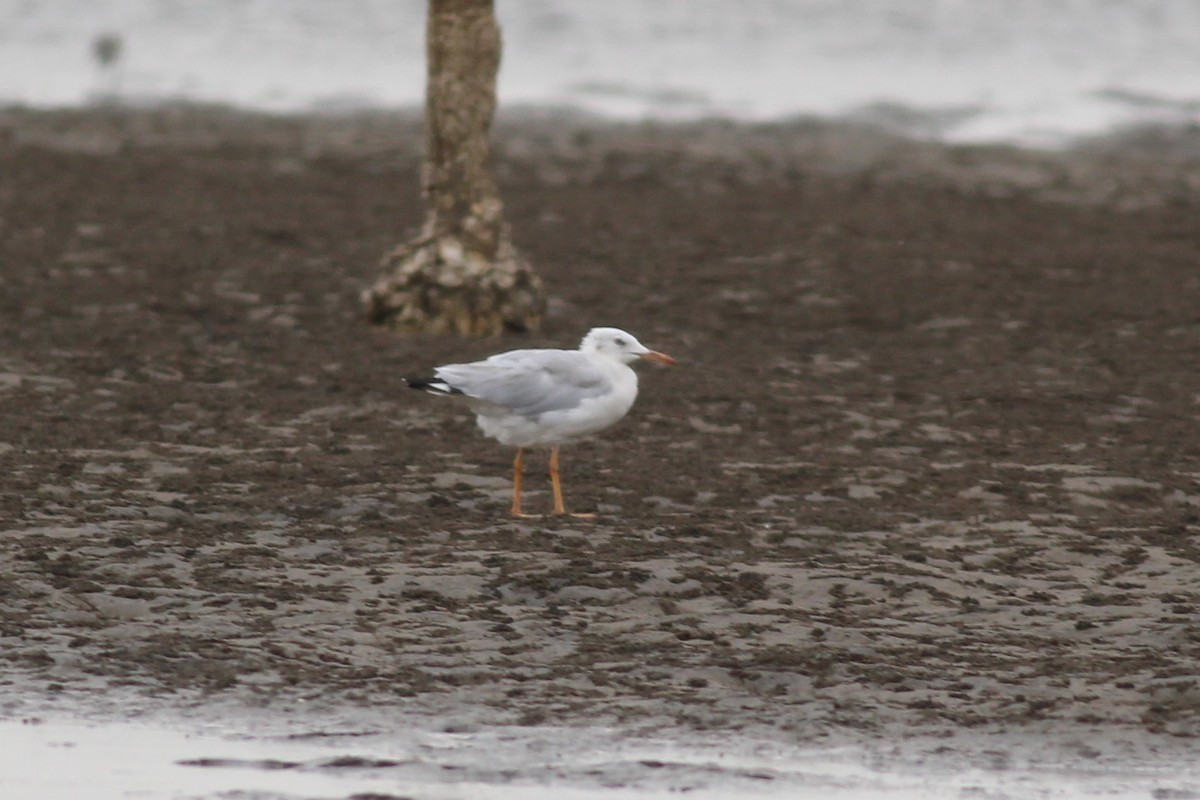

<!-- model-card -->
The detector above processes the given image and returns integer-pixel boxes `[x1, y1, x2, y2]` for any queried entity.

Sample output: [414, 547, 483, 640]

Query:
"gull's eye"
[614, 337, 626, 346]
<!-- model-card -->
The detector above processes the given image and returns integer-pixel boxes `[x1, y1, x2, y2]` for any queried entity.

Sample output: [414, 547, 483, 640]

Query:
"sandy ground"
[2, 106, 1200, 764]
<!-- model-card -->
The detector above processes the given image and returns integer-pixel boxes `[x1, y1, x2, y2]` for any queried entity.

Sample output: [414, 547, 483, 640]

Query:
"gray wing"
[434, 349, 613, 418]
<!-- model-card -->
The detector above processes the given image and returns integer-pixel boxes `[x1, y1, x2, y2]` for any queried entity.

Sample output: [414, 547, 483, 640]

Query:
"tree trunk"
[363, 0, 544, 336]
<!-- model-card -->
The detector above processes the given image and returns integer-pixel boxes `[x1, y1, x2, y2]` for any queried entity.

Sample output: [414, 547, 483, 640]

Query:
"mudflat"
[2, 107, 1199, 750]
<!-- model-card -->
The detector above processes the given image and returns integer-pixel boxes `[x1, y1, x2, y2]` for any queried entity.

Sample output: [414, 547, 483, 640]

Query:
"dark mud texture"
[3, 106, 1200, 743]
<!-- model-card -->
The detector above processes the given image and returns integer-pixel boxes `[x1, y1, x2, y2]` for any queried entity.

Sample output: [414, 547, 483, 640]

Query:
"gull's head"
[580, 327, 676, 366]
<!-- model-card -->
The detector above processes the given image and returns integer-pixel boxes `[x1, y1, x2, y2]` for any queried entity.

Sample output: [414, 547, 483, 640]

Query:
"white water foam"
[3, 714, 1199, 800]
[2, 0, 1199, 145]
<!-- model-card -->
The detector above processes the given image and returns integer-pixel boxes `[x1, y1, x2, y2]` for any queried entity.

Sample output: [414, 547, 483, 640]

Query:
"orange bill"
[640, 350, 677, 366]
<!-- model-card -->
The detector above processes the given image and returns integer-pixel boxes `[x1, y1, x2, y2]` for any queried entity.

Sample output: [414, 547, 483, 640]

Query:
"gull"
[407, 327, 676, 517]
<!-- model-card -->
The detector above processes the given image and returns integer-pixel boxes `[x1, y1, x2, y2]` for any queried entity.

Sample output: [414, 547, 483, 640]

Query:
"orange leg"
[549, 446, 566, 515]
[511, 447, 525, 517]
[549, 446, 595, 518]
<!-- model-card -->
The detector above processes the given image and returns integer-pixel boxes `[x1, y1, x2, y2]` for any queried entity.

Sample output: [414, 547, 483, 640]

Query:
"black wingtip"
[406, 377, 462, 395]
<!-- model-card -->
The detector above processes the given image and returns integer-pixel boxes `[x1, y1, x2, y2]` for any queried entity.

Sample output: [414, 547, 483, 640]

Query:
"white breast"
[474, 360, 639, 447]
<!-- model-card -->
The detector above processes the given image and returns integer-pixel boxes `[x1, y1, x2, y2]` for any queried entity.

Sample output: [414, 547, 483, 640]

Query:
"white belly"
[472, 369, 638, 448]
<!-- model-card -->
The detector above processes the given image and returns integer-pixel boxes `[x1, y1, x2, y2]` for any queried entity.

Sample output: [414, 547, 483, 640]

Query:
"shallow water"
[3, 713, 1199, 800]
[3, 0, 1199, 145]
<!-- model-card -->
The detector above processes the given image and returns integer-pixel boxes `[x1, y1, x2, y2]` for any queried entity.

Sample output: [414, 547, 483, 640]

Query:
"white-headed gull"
[407, 327, 676, 517]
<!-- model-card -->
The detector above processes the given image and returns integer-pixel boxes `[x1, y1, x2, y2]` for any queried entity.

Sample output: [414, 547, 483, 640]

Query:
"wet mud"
[2, 107, 1200, 747]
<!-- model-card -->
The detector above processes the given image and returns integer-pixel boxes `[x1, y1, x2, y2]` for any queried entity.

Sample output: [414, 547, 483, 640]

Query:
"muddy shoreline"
[2, 106, 1199, 756]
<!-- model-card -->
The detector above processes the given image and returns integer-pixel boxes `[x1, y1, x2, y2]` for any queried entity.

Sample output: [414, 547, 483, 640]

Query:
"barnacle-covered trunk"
[363, 0, 544, 336]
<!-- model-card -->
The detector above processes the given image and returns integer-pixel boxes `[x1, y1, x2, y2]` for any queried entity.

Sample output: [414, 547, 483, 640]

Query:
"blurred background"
[2, 0, 1199, 147]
